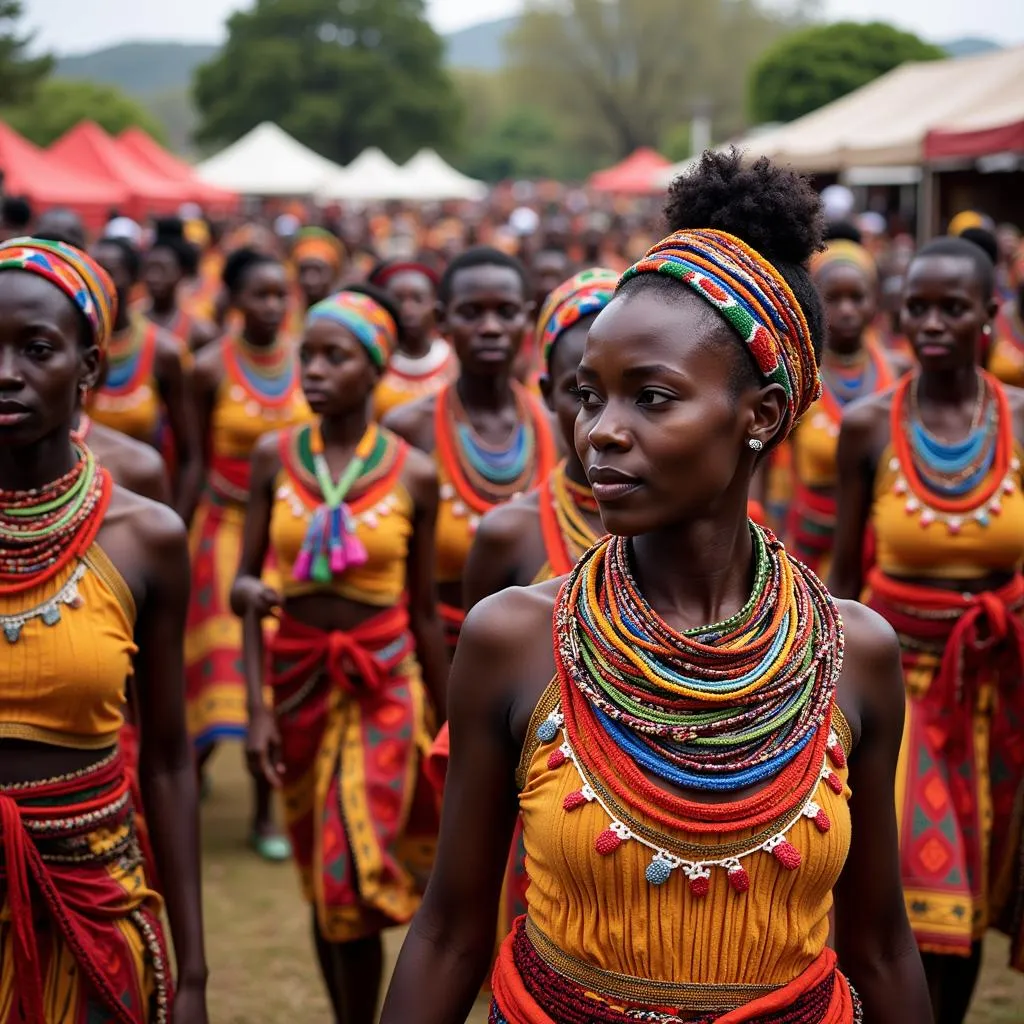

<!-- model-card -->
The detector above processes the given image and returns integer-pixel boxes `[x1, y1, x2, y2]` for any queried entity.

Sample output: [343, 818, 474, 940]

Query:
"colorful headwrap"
[306, 291, 397, 369]
[292, 227, 346, 270]
[0, 237, 117, 355]
[620, 229, 819, 436]
[810, 239, 877, 283]
[369, 260, 440, 289]
[538, 267, 619, 370]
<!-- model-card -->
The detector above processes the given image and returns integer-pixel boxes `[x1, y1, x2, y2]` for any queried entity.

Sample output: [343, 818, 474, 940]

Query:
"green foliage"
[193, 0, 462, 165]
[749, 21, 945, 124]
[0, 0, 52, 104]
[3, 78, 169, 147]
[503, 0, 794, 172]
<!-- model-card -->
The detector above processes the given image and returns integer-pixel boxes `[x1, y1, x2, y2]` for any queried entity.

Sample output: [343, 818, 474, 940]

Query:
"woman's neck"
[630, 507, 754, 631]
[242, 326, 278, 349]
[0, 430, 77, 492]
[824, 333, 866, 360]
[401, 333, 433, 360]
[456, 372, 513, 412]
[917, 363, 978, 406]
[320, 406, 371, 449]
[148, 293, 177, 318]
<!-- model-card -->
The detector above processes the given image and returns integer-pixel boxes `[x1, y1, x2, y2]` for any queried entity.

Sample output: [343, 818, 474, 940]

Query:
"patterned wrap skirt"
[0, 752, 171, 1023]
[268, 607, 438, 942]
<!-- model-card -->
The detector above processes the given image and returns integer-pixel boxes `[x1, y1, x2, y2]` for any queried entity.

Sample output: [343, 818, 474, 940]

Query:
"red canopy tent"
[49, 121, 194, 221]
[116, 127, 238, 211]
[0, 121, 128, 232]
[588, 148, 671, 195]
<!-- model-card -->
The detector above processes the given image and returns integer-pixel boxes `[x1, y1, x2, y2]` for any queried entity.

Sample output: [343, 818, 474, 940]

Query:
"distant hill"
[444, 17, 518, 71]
[941, 37, 1001, 58]
[55, 42, 219, 96]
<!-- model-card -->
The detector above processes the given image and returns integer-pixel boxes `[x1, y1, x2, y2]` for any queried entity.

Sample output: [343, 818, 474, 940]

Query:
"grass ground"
[201, 742, 1024, 1023]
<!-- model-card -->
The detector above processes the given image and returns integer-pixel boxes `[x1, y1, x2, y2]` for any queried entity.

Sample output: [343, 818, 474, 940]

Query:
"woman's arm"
[463, 501, 530, 611]
[132, 502, 209, 1021]
[155, 336, 202, 525]
[403, 449, 449, 720]
[381, 595, 531, 1024]
[231, 435, 282, 786]
[827, 398, 880, 600]
[833, 601, 932, 1022]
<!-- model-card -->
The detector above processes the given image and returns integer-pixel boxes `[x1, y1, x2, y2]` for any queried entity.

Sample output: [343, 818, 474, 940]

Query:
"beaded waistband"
[523, 916, 777, 1012]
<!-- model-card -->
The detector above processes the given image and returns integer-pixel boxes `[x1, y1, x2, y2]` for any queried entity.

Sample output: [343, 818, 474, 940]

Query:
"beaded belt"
[523, 916, 776, 1014]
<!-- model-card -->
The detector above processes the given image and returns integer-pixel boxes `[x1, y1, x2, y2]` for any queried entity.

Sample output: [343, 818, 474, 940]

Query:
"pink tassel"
[329, 546, 347, 574]
[293, 550, 312, 581]
[342, 532, 368, 569]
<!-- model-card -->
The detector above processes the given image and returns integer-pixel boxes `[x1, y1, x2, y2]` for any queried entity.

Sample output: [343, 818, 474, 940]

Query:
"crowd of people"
[0, 148, 1023, 1024]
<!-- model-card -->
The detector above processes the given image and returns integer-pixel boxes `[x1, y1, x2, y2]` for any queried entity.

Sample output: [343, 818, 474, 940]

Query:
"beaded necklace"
[889, 370, 1015, 533]
[0, 443, 111, 600]
[813, 342, 893, 438]
[435, 382, 557, 527]
[536, 526, 845, 893]
[281, 423, 404, 583]
[223, 333, 297, 412]
[100, 316, 157, 398]
[538, 462, 603, 576]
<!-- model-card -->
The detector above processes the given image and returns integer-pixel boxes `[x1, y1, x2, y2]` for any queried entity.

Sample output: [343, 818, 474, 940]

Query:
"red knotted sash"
[865, 568, 1024, 954]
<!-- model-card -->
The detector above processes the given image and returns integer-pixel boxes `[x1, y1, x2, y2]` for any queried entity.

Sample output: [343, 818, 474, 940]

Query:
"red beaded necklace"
[0, 443, 111, 595]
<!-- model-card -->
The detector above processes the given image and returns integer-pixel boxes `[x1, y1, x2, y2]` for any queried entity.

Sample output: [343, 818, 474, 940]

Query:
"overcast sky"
[23, 0, 1024, 54]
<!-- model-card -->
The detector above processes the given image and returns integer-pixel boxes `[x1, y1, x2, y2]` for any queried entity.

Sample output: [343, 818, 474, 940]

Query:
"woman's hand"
[246, 703, 283, 788]
[230, 575, 280, 618]
[172, 977, 209, 1024]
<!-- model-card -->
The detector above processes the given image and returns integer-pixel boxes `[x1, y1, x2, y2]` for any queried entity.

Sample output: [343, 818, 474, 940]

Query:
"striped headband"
[292, 227, 346, 270]
[620, 229, 819, 435]
[538, 267, 619, 370]
[810, 239, 877, 283]
[306, 291, 397, 369]
[0, 237, 117, 355]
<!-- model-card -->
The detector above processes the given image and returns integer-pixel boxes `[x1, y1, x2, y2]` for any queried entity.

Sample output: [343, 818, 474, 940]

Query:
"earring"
[983, 324, 993, 337]
[747, 437, 764, 452]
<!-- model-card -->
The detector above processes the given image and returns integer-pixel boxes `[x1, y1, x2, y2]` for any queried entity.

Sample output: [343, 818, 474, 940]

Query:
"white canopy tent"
[196, 122, 346, 196]
[401, 150, 488, 201]
[318, 147, 413, 201]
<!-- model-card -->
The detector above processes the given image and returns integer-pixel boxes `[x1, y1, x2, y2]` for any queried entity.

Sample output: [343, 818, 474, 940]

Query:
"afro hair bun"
[663, 148, 825, 269]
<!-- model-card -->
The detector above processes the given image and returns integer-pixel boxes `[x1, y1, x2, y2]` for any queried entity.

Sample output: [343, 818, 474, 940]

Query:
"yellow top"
[988, 302, 1024, 390]
[791, 398, 839, 490]
[372, 340, 458, 421]
[0, 546, 136, 749]
[872, 444, 1024, 579]
[435, 462, 477, 585]
[517, 685, 852, 991]
[87, 317, 162, 445]
[270, 430, 412, 606]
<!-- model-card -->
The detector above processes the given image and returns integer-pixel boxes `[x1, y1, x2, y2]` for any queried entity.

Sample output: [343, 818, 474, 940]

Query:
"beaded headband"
[370, 260, 440, 289]
[292, 227, 346, 270]
[620, 229, 820, 436]
[538, 267, 619, 371]
[810, 239, 877, 283]
[0, 238, 118, 355]
[306, 291, 397, 369]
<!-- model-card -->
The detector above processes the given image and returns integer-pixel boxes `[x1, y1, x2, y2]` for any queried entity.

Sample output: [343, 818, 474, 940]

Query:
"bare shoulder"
[153, 326, 183, 368]
[382, 394, 437, 451]
[1001, 383, 1024, 439]
[461, 576, 560, 660]
[474, 492, 541, 551]
[833, 597, 903, 747]
[193, 337, 226, 389]
[251, 429, 284, 477]
[110, 486, 187, 552]
[401, 442, 438, 486]
[840, 387, 892, 435]
[97, 426, 168, 501]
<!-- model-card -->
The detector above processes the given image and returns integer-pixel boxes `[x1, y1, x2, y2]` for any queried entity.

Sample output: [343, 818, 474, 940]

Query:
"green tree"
[0, 0, 52, 105]
[193, 0, 461, 164]
[749, 21, 945, 124]
[504, 0, 796, 172]
[3, 79, 169, 146]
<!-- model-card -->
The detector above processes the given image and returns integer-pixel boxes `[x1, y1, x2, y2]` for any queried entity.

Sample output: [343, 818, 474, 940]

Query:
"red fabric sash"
[207, 453, 251, 503]
[438, 601, 466, 652]
[0, 754, 170, 1024]
[490, 917, 855, 1023]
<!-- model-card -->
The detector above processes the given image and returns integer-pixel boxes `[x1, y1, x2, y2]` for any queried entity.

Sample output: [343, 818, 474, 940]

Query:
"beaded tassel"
[292, 423, 376, 584]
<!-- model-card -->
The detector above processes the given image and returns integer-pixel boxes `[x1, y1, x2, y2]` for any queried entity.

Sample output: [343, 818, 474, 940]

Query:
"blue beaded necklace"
[455, 420, 529, 485]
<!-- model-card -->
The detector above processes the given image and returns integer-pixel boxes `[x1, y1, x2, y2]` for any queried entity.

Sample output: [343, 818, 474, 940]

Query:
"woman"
[382, 152, 930, 1024]
[369, 260, 458, 420]
[830, 235, 1024, 1023]
[140, 220, 218, 353]
[0, 238, 207, 1021]
[87, 237, 202, 521]
[237, 289, 446, 1024]
[786, 239, 899, 575]
[383, 248, 557, 652]
[186, 246, 312, 859]
[988, 245, 1024, 387]
[292, 227, 345, 310]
